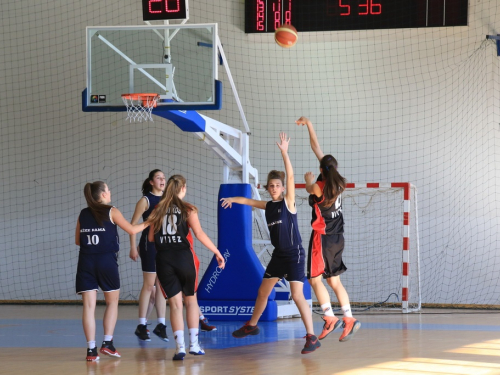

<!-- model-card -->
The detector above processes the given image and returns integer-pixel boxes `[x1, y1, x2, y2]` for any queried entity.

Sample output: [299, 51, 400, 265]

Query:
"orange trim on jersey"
[309, 182, 327, 278]
[186, 228, 200, 292]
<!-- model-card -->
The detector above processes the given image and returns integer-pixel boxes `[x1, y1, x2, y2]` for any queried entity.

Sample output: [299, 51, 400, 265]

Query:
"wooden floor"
[3, 305, 500, 375]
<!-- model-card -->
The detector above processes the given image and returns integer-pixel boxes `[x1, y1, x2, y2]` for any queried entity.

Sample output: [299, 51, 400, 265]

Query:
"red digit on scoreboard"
[339, 0, 350, 16]
[165, 0, 180, 12]
[359, 0, 382, 15]
[273, 0, 282, 30]
[256, 0, 265, 31]
[149, 0, 162, 14]
[284, 0, 292, 25]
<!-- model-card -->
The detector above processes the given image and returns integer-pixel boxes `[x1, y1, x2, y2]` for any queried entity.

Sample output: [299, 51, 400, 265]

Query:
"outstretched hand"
[276, 132, 290, 153]
[220, 197, 233, 209]
[304, 171, 316, 184]
[295, 116, 312, 127]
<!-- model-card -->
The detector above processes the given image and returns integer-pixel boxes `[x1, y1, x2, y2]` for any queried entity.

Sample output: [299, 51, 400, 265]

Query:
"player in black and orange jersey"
[221, 132, 320, 355]
[76, 181, 148, 361]
[147, 175, 225, 360]
[296, 116, 361, 343]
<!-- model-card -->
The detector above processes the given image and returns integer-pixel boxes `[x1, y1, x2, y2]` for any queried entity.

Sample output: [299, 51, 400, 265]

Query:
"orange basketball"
[275, 24, 298, 48]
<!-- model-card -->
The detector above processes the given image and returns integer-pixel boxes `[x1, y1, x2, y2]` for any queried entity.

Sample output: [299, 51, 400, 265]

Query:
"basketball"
[274, 24, 298, 48]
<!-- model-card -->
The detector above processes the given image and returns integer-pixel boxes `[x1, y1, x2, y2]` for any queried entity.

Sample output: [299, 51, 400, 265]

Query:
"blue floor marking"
[2, 319, 500, 349]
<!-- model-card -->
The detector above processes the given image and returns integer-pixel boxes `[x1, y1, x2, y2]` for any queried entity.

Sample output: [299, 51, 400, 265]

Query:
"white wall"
[0, 0, 499, 305]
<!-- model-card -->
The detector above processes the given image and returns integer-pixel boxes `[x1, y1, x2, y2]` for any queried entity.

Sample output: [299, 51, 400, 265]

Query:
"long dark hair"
[320, 155, 346, 207]
[147, 174, 197, 234]
[142, 169, 162, 195]
[83, 181, 112, 226]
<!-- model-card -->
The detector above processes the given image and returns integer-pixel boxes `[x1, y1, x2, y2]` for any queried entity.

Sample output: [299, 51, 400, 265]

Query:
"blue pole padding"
[198, 183, 277, 321]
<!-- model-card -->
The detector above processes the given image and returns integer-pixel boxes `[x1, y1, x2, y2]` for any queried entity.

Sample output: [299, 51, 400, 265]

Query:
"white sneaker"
[189, 342, 205, 355]
[173, 344, 186, 361]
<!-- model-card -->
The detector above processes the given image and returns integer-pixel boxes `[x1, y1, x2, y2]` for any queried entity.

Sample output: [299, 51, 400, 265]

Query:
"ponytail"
[83, 181, 112, 226]
[320, 155, 346, 207]
[142, 169, 162, 195]
[147, 174, 197, 234]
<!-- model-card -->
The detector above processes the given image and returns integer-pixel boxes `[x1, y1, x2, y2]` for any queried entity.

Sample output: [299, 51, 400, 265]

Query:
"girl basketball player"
[147, 175, 225, 360]
[130, 170, 218, 342]
[76, 181, 149, 361]
[220, 132, 320, 355]
[129, 169, 169, 342]
[296, 116, 361, 342]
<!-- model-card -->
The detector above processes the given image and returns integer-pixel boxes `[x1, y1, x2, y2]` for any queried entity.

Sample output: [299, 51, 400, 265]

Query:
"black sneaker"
[153, 323, 169, 342]
[232, 321, 260, 338]
[301, 334, 321, 354]
[100, 340, 121, 358]
[200, 317, 217, 332]
[86, 347, 99, 361]
[135, 324, 151, 341]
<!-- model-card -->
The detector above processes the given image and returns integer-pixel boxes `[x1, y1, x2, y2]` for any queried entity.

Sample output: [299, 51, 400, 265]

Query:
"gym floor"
[3, 305, 500, 375]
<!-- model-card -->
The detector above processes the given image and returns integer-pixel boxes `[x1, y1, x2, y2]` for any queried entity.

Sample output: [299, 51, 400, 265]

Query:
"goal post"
[256, 182, 421, 313]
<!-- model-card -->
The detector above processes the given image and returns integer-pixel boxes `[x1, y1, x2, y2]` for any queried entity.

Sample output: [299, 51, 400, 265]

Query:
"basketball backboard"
[83, 23, 221, 112]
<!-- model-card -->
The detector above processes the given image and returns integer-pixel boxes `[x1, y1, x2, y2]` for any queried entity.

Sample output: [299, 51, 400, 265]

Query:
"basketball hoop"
[121, 93, 160, 122]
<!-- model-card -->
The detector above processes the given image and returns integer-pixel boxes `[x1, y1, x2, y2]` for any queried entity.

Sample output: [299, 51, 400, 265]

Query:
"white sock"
[157, 318, 166, 325]
[341, 304, 353, 318]
[321, 303, 335, 317]
[174, 330, 185, 346]
[199, 315, 205, 321]
[139, 317, 147, 325]
[87, 340, 96, 349]
[189, 328, 199, 344]
[103, 335, 113, 342]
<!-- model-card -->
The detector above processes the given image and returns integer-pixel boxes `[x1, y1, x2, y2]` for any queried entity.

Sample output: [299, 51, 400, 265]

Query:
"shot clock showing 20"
[142, 0, 189, 21]
[245, 0, 468, 33]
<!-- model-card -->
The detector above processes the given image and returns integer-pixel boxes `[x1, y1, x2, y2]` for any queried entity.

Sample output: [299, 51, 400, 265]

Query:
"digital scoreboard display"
[245, 0, 468, 33]
[142, 0, 188, 21]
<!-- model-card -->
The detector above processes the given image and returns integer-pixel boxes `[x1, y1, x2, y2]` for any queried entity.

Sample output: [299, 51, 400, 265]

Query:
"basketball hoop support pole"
[486, 35, 500, 56]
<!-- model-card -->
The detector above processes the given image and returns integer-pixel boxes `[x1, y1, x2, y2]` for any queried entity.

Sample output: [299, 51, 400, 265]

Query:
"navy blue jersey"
[139, 191, 162, 244]
[265, 199, 302, 250]
[78, 207, 119, 254]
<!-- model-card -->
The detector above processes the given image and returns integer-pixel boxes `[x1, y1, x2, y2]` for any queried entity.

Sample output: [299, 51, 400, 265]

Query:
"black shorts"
[307, 232, 347, 279]
[264, 246, 305, 282]
[155, 249, 199, 298]
[140, 240, 157, 273]
[75, 252, 120, 294]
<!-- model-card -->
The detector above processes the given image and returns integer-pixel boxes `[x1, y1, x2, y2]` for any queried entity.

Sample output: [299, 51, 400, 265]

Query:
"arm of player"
[187, 210, 225, 269]
[296, 116, 324, 161]
[277, 132, 296, 213]
[75, 219, 80, 246]
[129, 197, 148, 261]
[220, 196, 267, 210]
[305, 171, 322, 197]
[111, 207, 148, 235]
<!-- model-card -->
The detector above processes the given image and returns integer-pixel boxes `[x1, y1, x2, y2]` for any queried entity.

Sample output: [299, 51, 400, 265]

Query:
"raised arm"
[296, 116, 324, 161]
[187, 210, 225, 269]
[129, 197, 148, 261]
[276, 132, 296, 212]
[220, 196, 267, 210]
[111, 207, 148, 235]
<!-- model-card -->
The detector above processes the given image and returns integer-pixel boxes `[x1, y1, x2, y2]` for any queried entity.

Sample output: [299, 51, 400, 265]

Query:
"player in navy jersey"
[129, 169, 168, 342]
[221, 132, 320, 354]
[147, 174, 225, 360]
[76, 181, 149, 361]
[296, 116, 361, 343]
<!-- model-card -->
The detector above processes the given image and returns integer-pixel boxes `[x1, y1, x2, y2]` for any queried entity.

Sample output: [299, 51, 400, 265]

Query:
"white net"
[255, 184, 420, 312]
[121, 94, 159, 123]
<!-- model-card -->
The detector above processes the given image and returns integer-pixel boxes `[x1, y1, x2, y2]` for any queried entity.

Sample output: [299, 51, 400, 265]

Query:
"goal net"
[254, 183, 421, 313]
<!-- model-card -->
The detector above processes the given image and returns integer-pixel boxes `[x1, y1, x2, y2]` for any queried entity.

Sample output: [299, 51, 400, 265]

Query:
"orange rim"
[122, 93, 159, 108]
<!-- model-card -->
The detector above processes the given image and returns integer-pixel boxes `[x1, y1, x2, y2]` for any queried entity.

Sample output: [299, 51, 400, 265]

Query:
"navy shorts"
[264, 246, 305, 282]
[139, 239, 157, 273]
[75, 251, 120, 294]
